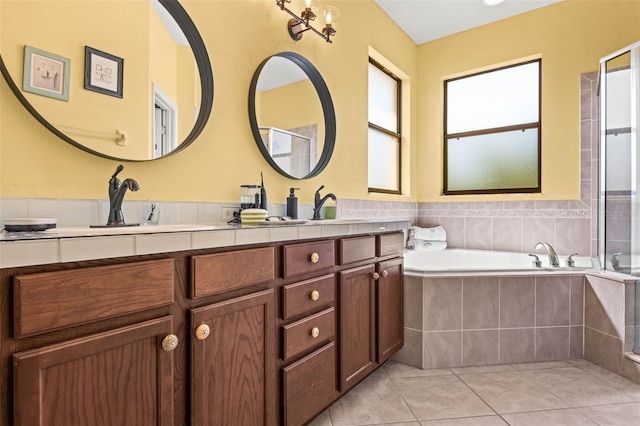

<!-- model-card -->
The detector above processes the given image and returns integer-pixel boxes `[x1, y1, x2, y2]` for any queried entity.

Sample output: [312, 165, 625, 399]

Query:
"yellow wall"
[418, 0, 640, 202]
[1, 0, 638, 206]
[0, 0, 418, 205]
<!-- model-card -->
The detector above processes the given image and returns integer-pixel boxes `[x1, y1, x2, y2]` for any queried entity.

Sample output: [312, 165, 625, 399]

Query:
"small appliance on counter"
[3, 218, 57, 232]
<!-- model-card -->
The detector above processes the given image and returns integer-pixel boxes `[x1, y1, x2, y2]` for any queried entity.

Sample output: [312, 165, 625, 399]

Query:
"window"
[444, 59, 541, 195]
[368, 58, 401, 193]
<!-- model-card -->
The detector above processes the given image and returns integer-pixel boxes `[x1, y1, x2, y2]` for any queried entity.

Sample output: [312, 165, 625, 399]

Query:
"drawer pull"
[310, 327, 320, 338]
[161, 334, 179, 352]
[381, 270, 389, 278]
[372, 272, 380, 280]
[195, 324, 210, 340]
[310, 290, 320, 301]
[310, 252, 320, 264]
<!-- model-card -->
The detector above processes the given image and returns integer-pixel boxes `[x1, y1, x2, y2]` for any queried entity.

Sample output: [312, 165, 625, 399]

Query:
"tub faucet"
[107, 164, 140, 226]
[312, 185, 337, 220]
[535, 242, 559, 267]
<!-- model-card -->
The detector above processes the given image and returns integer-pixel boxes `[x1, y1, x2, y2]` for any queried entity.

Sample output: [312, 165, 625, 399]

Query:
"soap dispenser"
[286, 187, 299, 219]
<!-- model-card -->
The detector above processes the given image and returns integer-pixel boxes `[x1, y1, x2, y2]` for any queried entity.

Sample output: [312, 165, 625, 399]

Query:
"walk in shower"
[598, 40, 640, 353]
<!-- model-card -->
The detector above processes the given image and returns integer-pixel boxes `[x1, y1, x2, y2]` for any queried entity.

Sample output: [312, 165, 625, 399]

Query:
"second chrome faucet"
[535, 242, 559, 267]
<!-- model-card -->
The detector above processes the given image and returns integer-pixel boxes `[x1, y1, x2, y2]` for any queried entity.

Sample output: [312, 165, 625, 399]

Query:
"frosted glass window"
[447, 129, 539, 192]
[447, 61, 539, 133]
[368, 62, 398, 132]
[444, 59, 541, 194]
[368, 128, 399, 191]
[368, 58, 401, 193]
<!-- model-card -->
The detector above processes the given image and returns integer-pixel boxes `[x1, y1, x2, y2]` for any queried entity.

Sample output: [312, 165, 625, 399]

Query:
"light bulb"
[322, 5, 340, 27]
[484, 0, 505, 5]
[305, 0, 312, 8]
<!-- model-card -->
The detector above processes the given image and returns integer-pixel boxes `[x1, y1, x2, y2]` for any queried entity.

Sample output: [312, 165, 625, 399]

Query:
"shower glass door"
[599, 40, 640, 353]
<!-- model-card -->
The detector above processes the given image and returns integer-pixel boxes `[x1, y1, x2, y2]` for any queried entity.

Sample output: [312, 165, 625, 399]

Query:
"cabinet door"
[191, 289, 276, 426]
[339, 264, 376, 391]
[13, 316, 175, 426]
[376, 258, 404, 364]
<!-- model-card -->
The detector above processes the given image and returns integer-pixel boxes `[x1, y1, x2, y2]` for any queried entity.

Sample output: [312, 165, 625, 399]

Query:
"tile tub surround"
[308, 359, 640, 425]
[394, 274, 586, 370]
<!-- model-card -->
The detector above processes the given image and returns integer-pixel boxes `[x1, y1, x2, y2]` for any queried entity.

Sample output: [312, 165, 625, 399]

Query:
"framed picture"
[84, 46, 123, 98]
[22, 45, 70, 101]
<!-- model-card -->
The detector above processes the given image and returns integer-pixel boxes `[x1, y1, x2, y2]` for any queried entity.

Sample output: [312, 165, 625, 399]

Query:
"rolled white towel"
[412, 225, 447, 242]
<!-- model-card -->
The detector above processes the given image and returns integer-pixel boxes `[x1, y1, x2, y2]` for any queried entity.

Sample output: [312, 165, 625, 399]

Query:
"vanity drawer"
[339, 235, 375, 265]
[281, 274, 335, 320]
[282, 307, 335, 361]
[14, 258, 175, 338]
[377, 232, 404, 257]
[191, 247, 275, 298]
[282, 342, 336, 426]
[282, 240, 335, 278]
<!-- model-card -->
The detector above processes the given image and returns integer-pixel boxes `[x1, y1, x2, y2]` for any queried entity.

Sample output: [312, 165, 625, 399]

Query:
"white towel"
[416, 240, 447, 251]
[412, 225, 447, 242]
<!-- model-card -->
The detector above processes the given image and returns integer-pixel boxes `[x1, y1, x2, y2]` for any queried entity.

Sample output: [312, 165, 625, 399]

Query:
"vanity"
[0, 221, 406, 425]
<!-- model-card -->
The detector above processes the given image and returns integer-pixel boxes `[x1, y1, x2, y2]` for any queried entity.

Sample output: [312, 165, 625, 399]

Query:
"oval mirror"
[248, 52, 336, 179]
[0, 0, 213, 161]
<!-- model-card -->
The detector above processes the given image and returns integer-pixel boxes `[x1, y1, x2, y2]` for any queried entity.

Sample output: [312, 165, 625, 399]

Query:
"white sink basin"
[43, 224, 217, 237]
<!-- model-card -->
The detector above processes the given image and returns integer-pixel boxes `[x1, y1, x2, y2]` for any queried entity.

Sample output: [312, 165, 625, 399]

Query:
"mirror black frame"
[0, 0, 213, 162]
[248, 52, 336, 179]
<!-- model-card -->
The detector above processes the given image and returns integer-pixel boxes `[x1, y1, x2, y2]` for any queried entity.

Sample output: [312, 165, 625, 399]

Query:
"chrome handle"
[528, 253, 542, 268]
[310, 327, 320, 338]
[566, 253, 579, 268]
[372, 272, 380, 280]
[195, 324, 210, 340]
[161, 334, 179, 352]
[310, 290, 320, 301]
[381, 270, 389, 278]
[310, 252, 319, 264]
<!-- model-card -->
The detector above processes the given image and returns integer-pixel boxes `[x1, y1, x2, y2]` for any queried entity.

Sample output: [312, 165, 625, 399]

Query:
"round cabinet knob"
[195, 324, 210, 341]
[310, 252, 320, 264]
[310, 290, 320, 301]
[161, 334, 179, 352]
[310, 327, 320, 338]
[381, 270, 389, 278]
[372, 272, 380, 280]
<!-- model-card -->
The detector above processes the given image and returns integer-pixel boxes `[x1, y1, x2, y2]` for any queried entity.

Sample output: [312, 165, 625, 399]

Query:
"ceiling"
[373, 0, 563, 45]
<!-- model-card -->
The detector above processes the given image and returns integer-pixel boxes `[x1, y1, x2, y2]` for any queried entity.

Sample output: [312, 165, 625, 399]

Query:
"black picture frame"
[84, 46, 123, 98]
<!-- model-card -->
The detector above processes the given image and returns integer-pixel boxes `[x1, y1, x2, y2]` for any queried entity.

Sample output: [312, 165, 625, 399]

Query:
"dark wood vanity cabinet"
[0, 230, 404, 426]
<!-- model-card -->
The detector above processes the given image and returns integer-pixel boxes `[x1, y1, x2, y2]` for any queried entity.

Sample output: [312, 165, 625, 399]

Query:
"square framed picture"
[22, 45, 70, 101]
[84, 46, 123, 98]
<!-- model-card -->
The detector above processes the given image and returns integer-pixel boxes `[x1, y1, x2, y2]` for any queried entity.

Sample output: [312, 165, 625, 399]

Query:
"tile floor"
[308, 359, 640, 426]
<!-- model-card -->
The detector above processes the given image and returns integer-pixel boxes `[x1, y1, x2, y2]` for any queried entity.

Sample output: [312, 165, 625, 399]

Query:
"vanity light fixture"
[276, 0, 339, 43]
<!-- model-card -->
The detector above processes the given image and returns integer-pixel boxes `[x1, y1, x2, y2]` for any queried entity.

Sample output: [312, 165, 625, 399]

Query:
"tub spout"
[535, 242, 559, 267]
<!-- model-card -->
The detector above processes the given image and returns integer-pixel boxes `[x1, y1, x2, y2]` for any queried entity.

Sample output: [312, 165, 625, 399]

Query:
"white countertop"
[0, 219, 410, 268]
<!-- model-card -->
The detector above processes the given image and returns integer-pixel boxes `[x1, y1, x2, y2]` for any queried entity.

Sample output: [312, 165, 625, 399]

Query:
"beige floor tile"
[308, 409, 332, 426]
[579, 402, 640, 425]
[384, 360, 453, 378]
[392, 375, 495, 421]
[451, 365, 515, 375]
[571, 360, 640, 398]
[457, 371, 568, 414]
[368, 423, 421, 426]
[508, 361, 573, 370]
[419, 416, 507, 425]
[501, 408, 597, 425]
[522, 367, 638, 407]
[329, 378, 416, 426]
[368, 365, 390, 380]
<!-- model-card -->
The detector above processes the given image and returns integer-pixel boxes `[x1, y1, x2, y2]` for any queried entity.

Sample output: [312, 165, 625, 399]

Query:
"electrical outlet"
[222, 207, 237, 220]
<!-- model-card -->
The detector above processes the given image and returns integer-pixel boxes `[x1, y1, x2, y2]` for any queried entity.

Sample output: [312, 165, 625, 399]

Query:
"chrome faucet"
[312, 185, 337, 220]
[535, 242, 559, 267]
[107, 164, 140, 226]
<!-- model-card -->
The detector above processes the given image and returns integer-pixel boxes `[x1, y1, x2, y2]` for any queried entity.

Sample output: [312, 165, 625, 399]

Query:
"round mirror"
[248, 52, 336, 179]
[0, 0, 213, 161]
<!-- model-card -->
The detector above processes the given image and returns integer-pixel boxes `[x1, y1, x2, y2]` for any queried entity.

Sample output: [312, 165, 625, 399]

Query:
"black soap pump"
[286, 187, 300, 219]
[260, 172, 268, 211]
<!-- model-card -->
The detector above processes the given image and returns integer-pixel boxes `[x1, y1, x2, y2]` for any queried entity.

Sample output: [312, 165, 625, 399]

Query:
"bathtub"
[403, 248, 599, 275]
